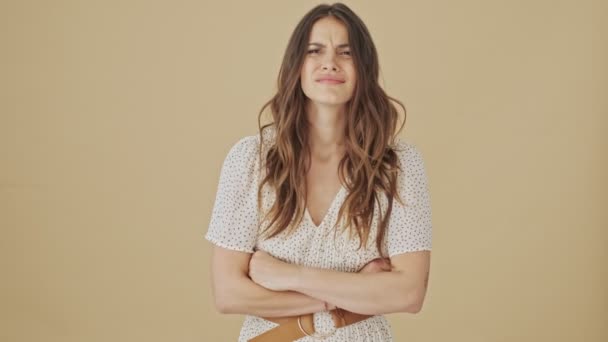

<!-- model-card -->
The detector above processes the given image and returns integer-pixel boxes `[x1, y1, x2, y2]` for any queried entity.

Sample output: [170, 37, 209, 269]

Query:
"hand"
[248, 249, 299, 291]
[358, 257, 392, 274]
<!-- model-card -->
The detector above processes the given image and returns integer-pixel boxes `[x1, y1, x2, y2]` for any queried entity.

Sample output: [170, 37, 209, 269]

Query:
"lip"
[316, 77, 345, 84]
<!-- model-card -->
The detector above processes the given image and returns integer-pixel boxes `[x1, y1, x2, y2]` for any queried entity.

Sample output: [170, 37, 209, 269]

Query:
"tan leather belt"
[248, 308, 373, 341]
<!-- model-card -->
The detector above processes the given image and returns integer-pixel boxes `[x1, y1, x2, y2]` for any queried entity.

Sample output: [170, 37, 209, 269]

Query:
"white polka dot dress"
[205, 125, 432, 342]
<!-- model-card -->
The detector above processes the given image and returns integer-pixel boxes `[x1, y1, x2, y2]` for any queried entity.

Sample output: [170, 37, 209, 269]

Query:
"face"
[300, 16, 356, 108]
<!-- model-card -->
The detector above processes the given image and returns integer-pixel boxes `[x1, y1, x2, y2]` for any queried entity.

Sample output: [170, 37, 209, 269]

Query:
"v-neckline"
[304, 185, 346, 229]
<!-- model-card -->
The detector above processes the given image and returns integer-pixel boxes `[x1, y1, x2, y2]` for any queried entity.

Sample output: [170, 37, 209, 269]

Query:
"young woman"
[205, 3, 432, 341]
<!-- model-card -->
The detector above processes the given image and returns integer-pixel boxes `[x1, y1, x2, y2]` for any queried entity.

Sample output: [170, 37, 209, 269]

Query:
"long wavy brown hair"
[256, 2, 407, 259]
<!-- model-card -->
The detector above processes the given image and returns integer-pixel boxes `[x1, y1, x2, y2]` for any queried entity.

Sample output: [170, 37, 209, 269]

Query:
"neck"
[305, 101, 346, 158]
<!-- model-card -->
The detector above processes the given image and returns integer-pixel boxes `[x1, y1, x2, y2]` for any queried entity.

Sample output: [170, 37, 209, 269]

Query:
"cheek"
[300, 65, 315, 88]
[347, 65, 357, 82]
[301, 63, 313, 78]
[349, 69, 357, 90]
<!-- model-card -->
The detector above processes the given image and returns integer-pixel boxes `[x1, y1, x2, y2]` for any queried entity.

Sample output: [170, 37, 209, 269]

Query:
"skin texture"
[209, 247, 397, 317]
[248, 249, 430, 315]
[300, 16, 356, 109]
[301, 15, 354, 161]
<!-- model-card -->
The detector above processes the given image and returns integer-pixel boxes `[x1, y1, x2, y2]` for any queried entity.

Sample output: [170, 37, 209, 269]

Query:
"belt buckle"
[297, 309, 347, 340]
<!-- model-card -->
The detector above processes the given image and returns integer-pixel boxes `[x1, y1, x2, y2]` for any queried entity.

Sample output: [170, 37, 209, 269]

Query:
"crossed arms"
[209, 246, 430, 317]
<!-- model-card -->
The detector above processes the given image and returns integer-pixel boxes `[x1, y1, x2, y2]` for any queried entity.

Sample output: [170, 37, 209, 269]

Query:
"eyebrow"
[308, 42, 350, 48]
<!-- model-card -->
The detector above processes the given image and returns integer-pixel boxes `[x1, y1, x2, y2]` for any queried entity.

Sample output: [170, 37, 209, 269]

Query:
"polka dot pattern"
[205, 134, 261, 254]
[386, 139, 433, 257]
[205, 125, 432, 341]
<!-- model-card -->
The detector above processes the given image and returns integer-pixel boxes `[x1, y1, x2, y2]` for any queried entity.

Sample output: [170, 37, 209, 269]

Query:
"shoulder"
[226, 124, 277, 159]
[221, 125, 278, 176]
[391, 138, 426, 170]
[218, 136, 259, 181]
[228, 134, 259, 154]
[389, 139, 431, 208]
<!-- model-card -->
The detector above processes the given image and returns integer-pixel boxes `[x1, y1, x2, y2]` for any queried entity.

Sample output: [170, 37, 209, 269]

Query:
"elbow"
[214, 295, 239, 314]
[212, 274, 252, 314]
[401, 287, 427, 314]
[213, 289, 240, 314]
[214, 298, 230, 314]
[404, 300, 424, 314]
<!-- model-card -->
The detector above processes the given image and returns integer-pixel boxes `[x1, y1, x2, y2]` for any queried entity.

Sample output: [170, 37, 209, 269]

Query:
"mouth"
[316, 79, 345, 84]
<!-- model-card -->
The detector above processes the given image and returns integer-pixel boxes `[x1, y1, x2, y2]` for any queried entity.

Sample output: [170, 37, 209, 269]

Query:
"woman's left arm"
[249, 250, 431, 315]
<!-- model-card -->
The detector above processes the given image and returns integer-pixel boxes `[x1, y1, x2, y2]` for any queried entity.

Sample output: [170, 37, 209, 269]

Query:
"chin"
[311, 93, 351, 104]
[311, 98, 348, 106]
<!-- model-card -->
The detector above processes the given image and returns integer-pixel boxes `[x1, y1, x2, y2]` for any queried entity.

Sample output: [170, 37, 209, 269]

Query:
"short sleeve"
[204, 135, 261, 253]
[386, 142, 433, 257]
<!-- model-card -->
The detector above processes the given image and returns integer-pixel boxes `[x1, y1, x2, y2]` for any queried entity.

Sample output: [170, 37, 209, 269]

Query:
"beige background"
[1, 0, 606, 341]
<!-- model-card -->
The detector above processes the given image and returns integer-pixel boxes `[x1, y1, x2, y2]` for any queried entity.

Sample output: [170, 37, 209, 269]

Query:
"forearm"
[219, 274, 325, 317]
[291, 267, 417, 315]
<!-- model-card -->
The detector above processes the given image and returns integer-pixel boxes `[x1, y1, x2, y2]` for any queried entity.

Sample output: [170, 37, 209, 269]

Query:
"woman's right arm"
[210, 245, 326, 317]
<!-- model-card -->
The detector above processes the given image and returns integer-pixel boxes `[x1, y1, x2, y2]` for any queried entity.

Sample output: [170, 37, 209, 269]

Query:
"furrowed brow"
[308, 42, 350, 48]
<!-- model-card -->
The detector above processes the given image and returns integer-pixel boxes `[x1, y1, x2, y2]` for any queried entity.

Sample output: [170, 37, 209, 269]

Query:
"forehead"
[308, 16, 349, 45]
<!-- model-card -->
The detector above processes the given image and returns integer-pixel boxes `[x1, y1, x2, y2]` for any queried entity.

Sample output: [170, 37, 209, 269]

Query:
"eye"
[307, 49, 320, 54]
[341, 51, 351, 56]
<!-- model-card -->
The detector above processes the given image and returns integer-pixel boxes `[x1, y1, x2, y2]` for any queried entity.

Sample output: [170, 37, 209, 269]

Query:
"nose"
[321, 51, 339, 71]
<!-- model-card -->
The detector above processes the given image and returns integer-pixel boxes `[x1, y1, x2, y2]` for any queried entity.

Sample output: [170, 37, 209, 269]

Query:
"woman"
[205, 3, 432, 341]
